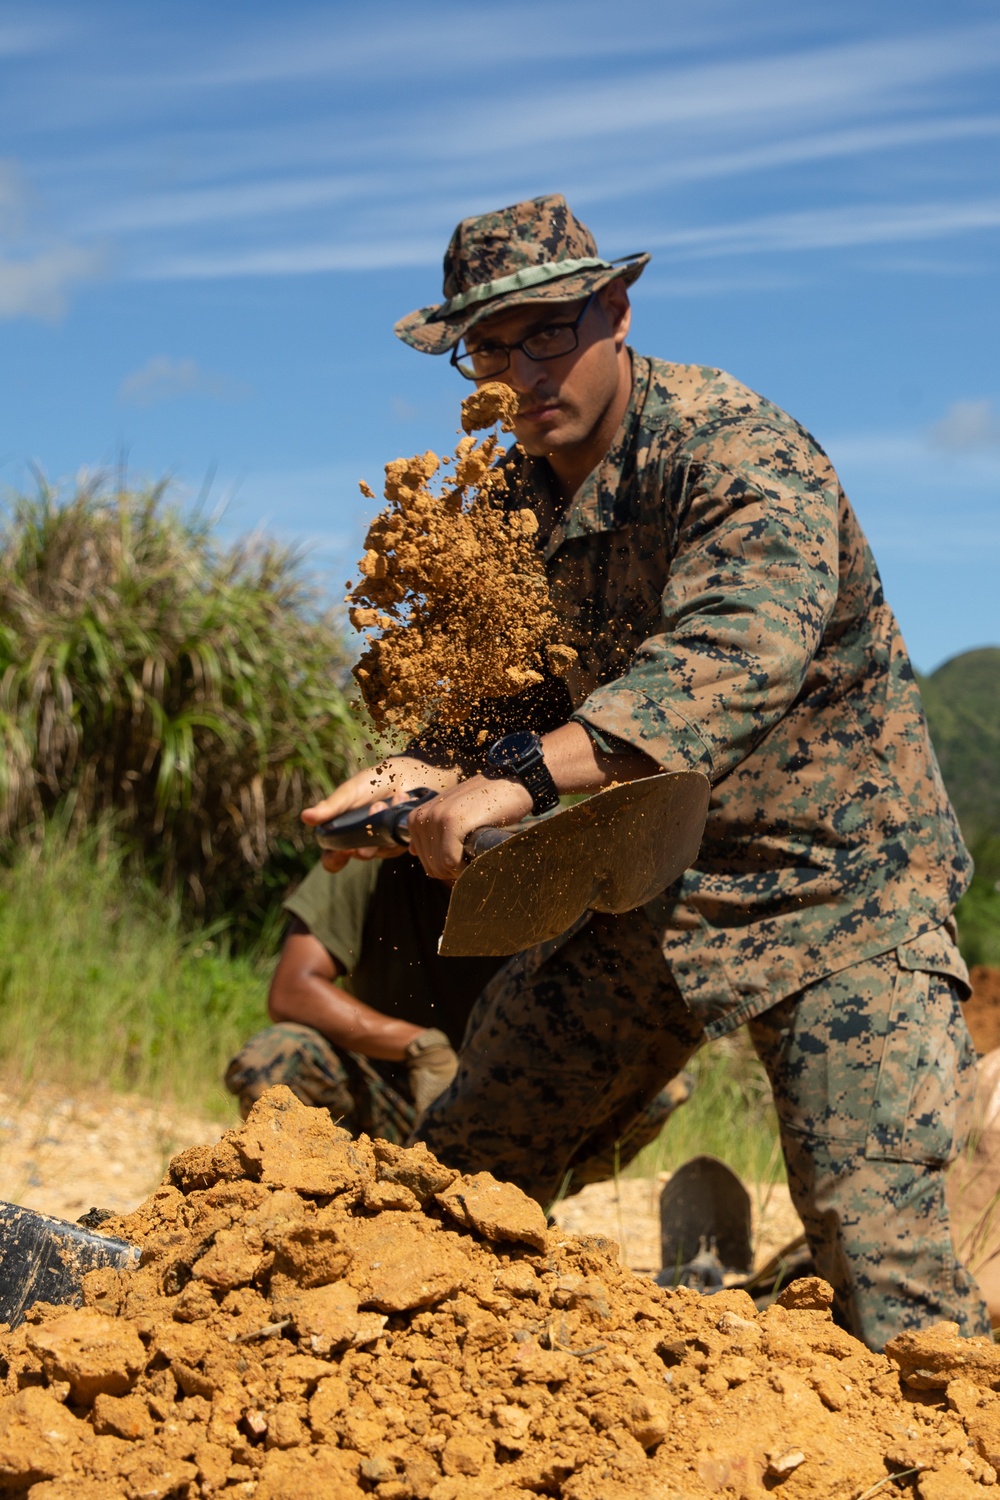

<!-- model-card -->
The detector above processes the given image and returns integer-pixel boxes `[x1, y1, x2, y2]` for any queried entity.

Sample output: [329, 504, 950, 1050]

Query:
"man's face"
[464, 282, 631, 459]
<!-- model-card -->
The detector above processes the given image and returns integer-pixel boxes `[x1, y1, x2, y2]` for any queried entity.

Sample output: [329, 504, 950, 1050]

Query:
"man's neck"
[546, 347, 634, 504]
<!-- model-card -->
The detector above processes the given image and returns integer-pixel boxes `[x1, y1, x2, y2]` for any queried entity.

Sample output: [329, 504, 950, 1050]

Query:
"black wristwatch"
[483, 731, 560, 817]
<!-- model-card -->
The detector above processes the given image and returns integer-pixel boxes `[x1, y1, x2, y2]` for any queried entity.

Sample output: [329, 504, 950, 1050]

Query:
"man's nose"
[506, 348, 547, 392]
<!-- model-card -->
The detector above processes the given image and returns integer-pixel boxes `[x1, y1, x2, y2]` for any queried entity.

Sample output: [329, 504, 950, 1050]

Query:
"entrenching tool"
[656, 1155, 753, 1290]
[316, 771, 710, 957]
[0, 1200, 138, 1328]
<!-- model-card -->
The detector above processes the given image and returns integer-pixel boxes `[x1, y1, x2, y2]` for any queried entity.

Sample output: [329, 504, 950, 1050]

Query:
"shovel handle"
[315, 790, 520, 860]
[464, 825, 520, 859]
[314, 788, 437, 851]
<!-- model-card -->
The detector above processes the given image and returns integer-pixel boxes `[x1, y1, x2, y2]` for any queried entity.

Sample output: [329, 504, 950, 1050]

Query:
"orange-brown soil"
[2, 1088, 1000, 1498]
[348, 383, 575, 739]
[966, 970, 1000, 1057]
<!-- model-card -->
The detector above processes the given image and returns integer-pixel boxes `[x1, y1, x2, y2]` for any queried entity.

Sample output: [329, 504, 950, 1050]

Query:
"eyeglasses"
[450, 293, 596, 381]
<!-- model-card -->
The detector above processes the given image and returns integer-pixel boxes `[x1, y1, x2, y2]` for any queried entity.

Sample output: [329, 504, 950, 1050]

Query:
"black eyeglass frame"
[449, 292, 597, 381]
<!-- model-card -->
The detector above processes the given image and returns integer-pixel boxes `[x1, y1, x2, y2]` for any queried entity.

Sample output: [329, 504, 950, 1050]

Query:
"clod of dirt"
[25, 1309, 146, 1404]
[347, 382, 576, 739]
[1, 1086, 1000, 1497]
[436, 1171, 548, 1251]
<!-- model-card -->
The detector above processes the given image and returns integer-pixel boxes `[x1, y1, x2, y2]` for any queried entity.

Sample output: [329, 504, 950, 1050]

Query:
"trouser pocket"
[865, 958, 977, 1166]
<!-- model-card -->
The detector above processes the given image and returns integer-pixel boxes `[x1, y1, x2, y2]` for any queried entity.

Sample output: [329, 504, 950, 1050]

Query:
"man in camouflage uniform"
[225, 850, 691, 1173]
[223, 854, 493, 1142]
[305, 194, 985, 1350]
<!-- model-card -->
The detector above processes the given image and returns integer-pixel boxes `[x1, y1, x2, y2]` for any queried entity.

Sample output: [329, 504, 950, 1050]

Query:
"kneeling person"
[225, 855, 503, 1140]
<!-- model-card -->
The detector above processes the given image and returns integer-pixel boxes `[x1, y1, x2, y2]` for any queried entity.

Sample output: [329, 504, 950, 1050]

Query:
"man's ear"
[601, 281, 632, 347]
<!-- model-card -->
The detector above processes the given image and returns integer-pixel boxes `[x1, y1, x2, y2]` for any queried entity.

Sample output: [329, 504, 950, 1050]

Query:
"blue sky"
[0, 0, 997, 672]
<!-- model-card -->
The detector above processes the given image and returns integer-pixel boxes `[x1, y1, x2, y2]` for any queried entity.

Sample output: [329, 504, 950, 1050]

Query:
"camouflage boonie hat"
[394, 193, 650, 355]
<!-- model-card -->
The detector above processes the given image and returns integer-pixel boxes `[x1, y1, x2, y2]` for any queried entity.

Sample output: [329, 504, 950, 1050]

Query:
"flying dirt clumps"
[348, 382, 576, 739]
[1, 1090, 1000, 1498]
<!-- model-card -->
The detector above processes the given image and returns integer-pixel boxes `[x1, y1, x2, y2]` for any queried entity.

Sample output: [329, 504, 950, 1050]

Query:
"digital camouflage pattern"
[394, 192, 649, 355]
[226, 1015, 690, 1184]
[416, 908, 989, 1350]
[495, 352, 973, 1035]
[225, 1022, 414, 1143]
[752, 948, 986, 1350]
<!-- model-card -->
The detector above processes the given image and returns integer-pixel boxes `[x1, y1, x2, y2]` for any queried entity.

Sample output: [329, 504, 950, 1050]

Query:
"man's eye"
[526, 326, 569, 349]
[470, 343, 504, 359]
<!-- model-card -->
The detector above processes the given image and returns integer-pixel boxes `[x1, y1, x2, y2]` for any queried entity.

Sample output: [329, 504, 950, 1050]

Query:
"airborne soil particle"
[348, 382, 576, 739]
[1, 1087, 999, 1497]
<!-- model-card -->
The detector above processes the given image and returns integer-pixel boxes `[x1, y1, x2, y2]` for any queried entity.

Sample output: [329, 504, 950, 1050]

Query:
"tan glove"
[404, 1028, 459, 1117]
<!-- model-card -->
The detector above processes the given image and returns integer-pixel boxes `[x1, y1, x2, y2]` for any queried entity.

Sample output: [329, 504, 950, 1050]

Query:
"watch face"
[487, 730, 541, 773]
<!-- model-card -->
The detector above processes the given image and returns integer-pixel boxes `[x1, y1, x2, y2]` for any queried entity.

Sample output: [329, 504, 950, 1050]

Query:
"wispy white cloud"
[931, 400, 1000, 451]
[135, 238, 443, 281]
[0, 157, 102, 318]
[0, 18, 67, 57]
[567, 115, 1000, 206]
[409, 25, 1000, 158]
[637, 197, 1000, 257]
[119, 356, 250, 406]
[0, 244, 101, 319]
[167, 2, 747, 90]
[133, 196, 1000, 283]
[827, 431, 1000, 474]
[86, 171, 379, 234]
[79, 113, 1000, 245]
[640, 270, 806, 297]
[823, 429, 1000, 567]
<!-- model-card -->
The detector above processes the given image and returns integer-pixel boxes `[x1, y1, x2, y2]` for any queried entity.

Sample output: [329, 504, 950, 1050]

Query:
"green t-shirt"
[283, 856, 504, 1049]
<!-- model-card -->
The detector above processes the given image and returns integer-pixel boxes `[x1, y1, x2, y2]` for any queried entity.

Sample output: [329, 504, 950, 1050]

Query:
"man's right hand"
[302, 756, 462, 872]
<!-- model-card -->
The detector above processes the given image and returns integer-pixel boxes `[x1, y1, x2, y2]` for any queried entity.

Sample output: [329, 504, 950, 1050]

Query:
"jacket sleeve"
[571, 423, 842, 781]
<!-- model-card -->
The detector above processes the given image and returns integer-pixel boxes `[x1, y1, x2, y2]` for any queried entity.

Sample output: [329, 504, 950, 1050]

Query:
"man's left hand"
[406, 772, 532, 880]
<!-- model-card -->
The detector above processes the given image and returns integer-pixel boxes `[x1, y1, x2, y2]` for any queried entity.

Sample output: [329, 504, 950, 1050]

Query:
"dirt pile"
[2, 1088, 1000, 1498]
[348, 383, 575, 739]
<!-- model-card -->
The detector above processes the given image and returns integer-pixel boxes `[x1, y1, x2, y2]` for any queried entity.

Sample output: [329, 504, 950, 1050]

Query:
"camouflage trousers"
[224, 1024, 415, 1143]
[415, 907, 989, 1351]
[223, 1020, 691, 1181]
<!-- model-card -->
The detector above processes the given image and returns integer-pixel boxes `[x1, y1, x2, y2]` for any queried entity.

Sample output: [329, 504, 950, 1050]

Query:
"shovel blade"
[659, 1154, 753, 1278]
[0, 1200, 138, 1328]
[440, 770, 709, 957]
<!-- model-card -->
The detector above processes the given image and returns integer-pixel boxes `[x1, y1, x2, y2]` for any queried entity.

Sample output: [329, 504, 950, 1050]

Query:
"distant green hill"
[919, 647, 1000, 967]
[919, 647, 1000, 848]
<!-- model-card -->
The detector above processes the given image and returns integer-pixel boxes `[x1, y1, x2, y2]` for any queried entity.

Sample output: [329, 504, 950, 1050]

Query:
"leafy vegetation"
[919, 648, 1000, 847]
[920, 648, 1000, 967]
[0, 825, 270, 1115]
[626, 1032, 782, 1185]
[954, 835, 1000, 968]
[0, 481, 359, 934]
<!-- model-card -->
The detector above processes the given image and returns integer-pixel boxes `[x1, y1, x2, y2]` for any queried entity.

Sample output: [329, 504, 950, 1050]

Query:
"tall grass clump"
[0, 825, 268, 1113]
[625, 1033, 784, 1185]
[0, 479, 358, 932]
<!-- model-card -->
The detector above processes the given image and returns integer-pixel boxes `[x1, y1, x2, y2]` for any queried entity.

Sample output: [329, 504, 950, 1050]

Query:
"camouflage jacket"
[503, 353, 972, 1035]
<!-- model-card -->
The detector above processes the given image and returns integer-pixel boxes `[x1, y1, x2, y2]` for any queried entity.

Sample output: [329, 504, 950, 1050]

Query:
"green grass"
[919, 648, 1000, 848]
[0, 481, 358, 937]
[624, 1031, 784, 1185]
[957, 876, 1000, 968]
[0, 820, 786, 1176]
[0, 826, 272, 1118]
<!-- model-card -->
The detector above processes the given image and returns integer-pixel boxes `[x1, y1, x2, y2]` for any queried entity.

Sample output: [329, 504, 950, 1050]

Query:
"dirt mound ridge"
[1, 1087, 999, 1498]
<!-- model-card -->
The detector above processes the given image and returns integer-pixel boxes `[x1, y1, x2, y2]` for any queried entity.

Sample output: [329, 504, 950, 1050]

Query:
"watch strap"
[484, 731, 560, 817]
[516, 756, 559, 817]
